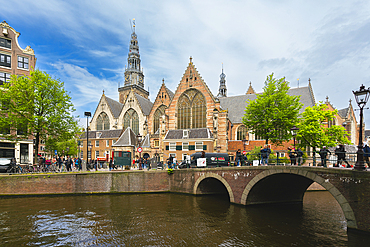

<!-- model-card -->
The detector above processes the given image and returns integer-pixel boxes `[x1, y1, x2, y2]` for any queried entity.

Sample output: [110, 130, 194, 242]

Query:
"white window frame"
[154, 140, 159, 147]
[95, 140, 99, 147]
[95, 150, 99, 158]
[183, 130, 189, 138]
[195, 141, 203, 151]
[182, 142, 189, 151]
[169, 142, 176, 151]
[106, 140, 109, 147]
[17, 56, 29, 70]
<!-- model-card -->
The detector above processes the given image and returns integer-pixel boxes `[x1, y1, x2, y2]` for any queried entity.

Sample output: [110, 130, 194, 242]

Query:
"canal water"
[0, 191, 366, 246]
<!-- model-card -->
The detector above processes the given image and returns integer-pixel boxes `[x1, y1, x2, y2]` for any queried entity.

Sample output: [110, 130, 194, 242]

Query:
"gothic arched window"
[237, 125, 247, 140]
[153, 105, 166, 134]
[177, 89, 206, 129]
[123, 108, 139, 135]
[96, 112, 110, 130]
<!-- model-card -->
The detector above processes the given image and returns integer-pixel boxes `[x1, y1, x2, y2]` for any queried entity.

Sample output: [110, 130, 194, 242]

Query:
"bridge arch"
[193, 173, 235, 203]
[240, 169, 357, 229]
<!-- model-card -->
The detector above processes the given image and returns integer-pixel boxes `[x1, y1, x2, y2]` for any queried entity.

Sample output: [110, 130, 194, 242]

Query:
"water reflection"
[0, 191, 365, 246]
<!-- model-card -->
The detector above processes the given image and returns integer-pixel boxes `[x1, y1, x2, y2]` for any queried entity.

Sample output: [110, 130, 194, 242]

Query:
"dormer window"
[97, 132, 102, 138]
[183, 130, 189, 138]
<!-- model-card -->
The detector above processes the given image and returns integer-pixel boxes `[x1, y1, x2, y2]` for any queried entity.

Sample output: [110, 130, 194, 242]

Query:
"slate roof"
[365, 130, 370, 138]
[112, 127, 137, 147]
[141, 134, 151, 147]
[105, 96, 124, 119]
[166, 86, 175, 100]
[135, 93, 153, 116]
[164, 128, 213, 140]
[338, 108, 349, 119]
[219, 86, 315, 124]
[80, 129, 123, 139]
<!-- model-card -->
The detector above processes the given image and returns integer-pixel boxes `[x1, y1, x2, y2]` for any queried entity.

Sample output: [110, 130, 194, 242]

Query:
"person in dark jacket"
[260, 145, 271, 166]
[363, 143, 370, 168]
[296, 148, 304, 166]
[288, 147, 296, 165]
[319, 146, 331, 167]
[235, 149, 242, 166]
[335, 144, 350, 168]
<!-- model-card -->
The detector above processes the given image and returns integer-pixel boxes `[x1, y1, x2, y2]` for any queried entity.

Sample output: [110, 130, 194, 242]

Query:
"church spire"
[246, 82, 255, 94]
[217, 64, 227, 98]
[124, 18, 144, 89]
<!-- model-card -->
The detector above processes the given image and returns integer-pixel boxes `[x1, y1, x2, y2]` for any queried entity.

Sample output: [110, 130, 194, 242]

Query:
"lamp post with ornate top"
[352, 85, 370, 170]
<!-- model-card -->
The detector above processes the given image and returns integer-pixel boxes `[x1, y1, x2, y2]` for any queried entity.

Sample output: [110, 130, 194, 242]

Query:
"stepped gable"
[105, 96, 124, 118]
[113, 127, 137, 147]
[135, 92, 153, 116]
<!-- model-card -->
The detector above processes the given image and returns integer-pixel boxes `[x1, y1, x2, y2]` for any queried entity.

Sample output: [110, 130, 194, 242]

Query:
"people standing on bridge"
[296, 148, 304, 166]
[319, 146, 331, 167]
[288, 147, 296, 165]
[66, 156, 72, 171]
[363, 143, 370, 168]
[235, 149, 242, 166]
[335, 144, 350, 168]
[260, 145, 271, 166]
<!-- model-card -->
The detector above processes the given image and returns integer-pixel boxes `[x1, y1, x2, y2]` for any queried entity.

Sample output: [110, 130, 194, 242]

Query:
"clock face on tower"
[125, 74, 129, 82]
[139, 76, 143, 83]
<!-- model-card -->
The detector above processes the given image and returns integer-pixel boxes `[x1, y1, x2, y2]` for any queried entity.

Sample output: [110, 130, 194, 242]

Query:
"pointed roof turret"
[217, 64, 227, 98]
[246, 82, 255, 94]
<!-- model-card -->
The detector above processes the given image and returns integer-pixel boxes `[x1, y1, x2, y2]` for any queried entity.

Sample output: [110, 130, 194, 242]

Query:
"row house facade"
[0, 21, 36, 164]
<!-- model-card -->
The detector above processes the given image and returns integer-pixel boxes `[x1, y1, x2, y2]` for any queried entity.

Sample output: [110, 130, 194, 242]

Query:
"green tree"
[296, 102, 350, 150]
[0, 69, 80, 163]
[242, 73, 303, 145]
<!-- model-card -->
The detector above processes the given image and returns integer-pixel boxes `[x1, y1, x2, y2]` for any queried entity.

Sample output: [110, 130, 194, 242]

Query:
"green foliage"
[242, 73, 303, 145]
[297, 102, 350, 150]
[0, 70, 80, 161]
[45, 138, 78, 157]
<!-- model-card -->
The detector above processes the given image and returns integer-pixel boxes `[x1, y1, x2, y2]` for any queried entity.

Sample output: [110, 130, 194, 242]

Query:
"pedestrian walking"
[296, 148, 304, 166]
[288, 147, 296, 165]
[335, 144, 350, 168]
[235, 149, 242, 166]
[66, 156, 72, 171]
[319, 146, 331, 167]
[260, 145, 271, 165]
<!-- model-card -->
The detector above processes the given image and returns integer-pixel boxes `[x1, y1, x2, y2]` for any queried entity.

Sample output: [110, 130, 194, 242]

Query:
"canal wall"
[0, 171, 170, 195]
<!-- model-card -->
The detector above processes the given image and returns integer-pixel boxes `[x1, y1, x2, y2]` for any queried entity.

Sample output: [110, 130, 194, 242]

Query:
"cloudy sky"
[2, 0, 370, 125]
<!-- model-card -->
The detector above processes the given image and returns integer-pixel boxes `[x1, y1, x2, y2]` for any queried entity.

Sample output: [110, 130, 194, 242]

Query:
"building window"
[0, 38, 11, 49]
[95, 140, 99, 147]
[154, 140, 159, 147]
[17, 56, 29, 69]
[195, 142, 203, 151]
[153, 105, 166, 134]
[80, 141, 83, 148]
[88, 151, 91, 159]
[123, 108, 139, 135]
[96, 112, 110, 130]
[0, 72, 10, 85]
[0, 54, 11, 68]
[80, 151, 83, 159]
[237, 125, 247, 140]
[182, 142, 189, 151]
[177, 89, 206, 129]
[17, 123, 27, 136]
[40, 146, 45, 151]
[106, 140, 109, 147]
[169, 142, 176, 151]
[95, 151, 99, 158]
[0, 124, 10, 135]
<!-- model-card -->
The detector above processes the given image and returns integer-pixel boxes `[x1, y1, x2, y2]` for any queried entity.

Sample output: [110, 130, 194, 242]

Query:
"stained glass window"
[237, 125, 247, 140]
[123, 108, 139, 135]
[153, 105, 166, 134]
[96, 112, 110, 130]
[177, 89, 206, 129]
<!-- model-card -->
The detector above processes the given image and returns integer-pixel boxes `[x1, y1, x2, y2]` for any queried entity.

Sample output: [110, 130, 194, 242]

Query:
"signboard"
[197, 158, 206, 167]
[137, 147, 143, 153]
[54, 150, 57, 155]
[97, 157, 106, 161]
[253, 160, 259, 166]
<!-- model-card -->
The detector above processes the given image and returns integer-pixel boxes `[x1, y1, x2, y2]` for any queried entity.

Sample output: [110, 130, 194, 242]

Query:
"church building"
[80, 21, 359, 165]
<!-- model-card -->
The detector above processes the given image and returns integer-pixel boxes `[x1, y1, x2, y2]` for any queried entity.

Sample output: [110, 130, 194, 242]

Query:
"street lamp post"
[84, 112, 91, 164]
[137, 134, 142, 170]
[290, 126, 299, 150]
[352, 85, 370, 170]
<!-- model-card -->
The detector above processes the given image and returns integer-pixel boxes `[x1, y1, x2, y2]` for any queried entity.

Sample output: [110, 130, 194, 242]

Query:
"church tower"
[217, 65, 227, 98]
[119, 19, 149, 103]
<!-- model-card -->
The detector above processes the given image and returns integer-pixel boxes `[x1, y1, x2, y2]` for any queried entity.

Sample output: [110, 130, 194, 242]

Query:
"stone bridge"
[171, 166, 370, 234]
[0, 166, 369, 234]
